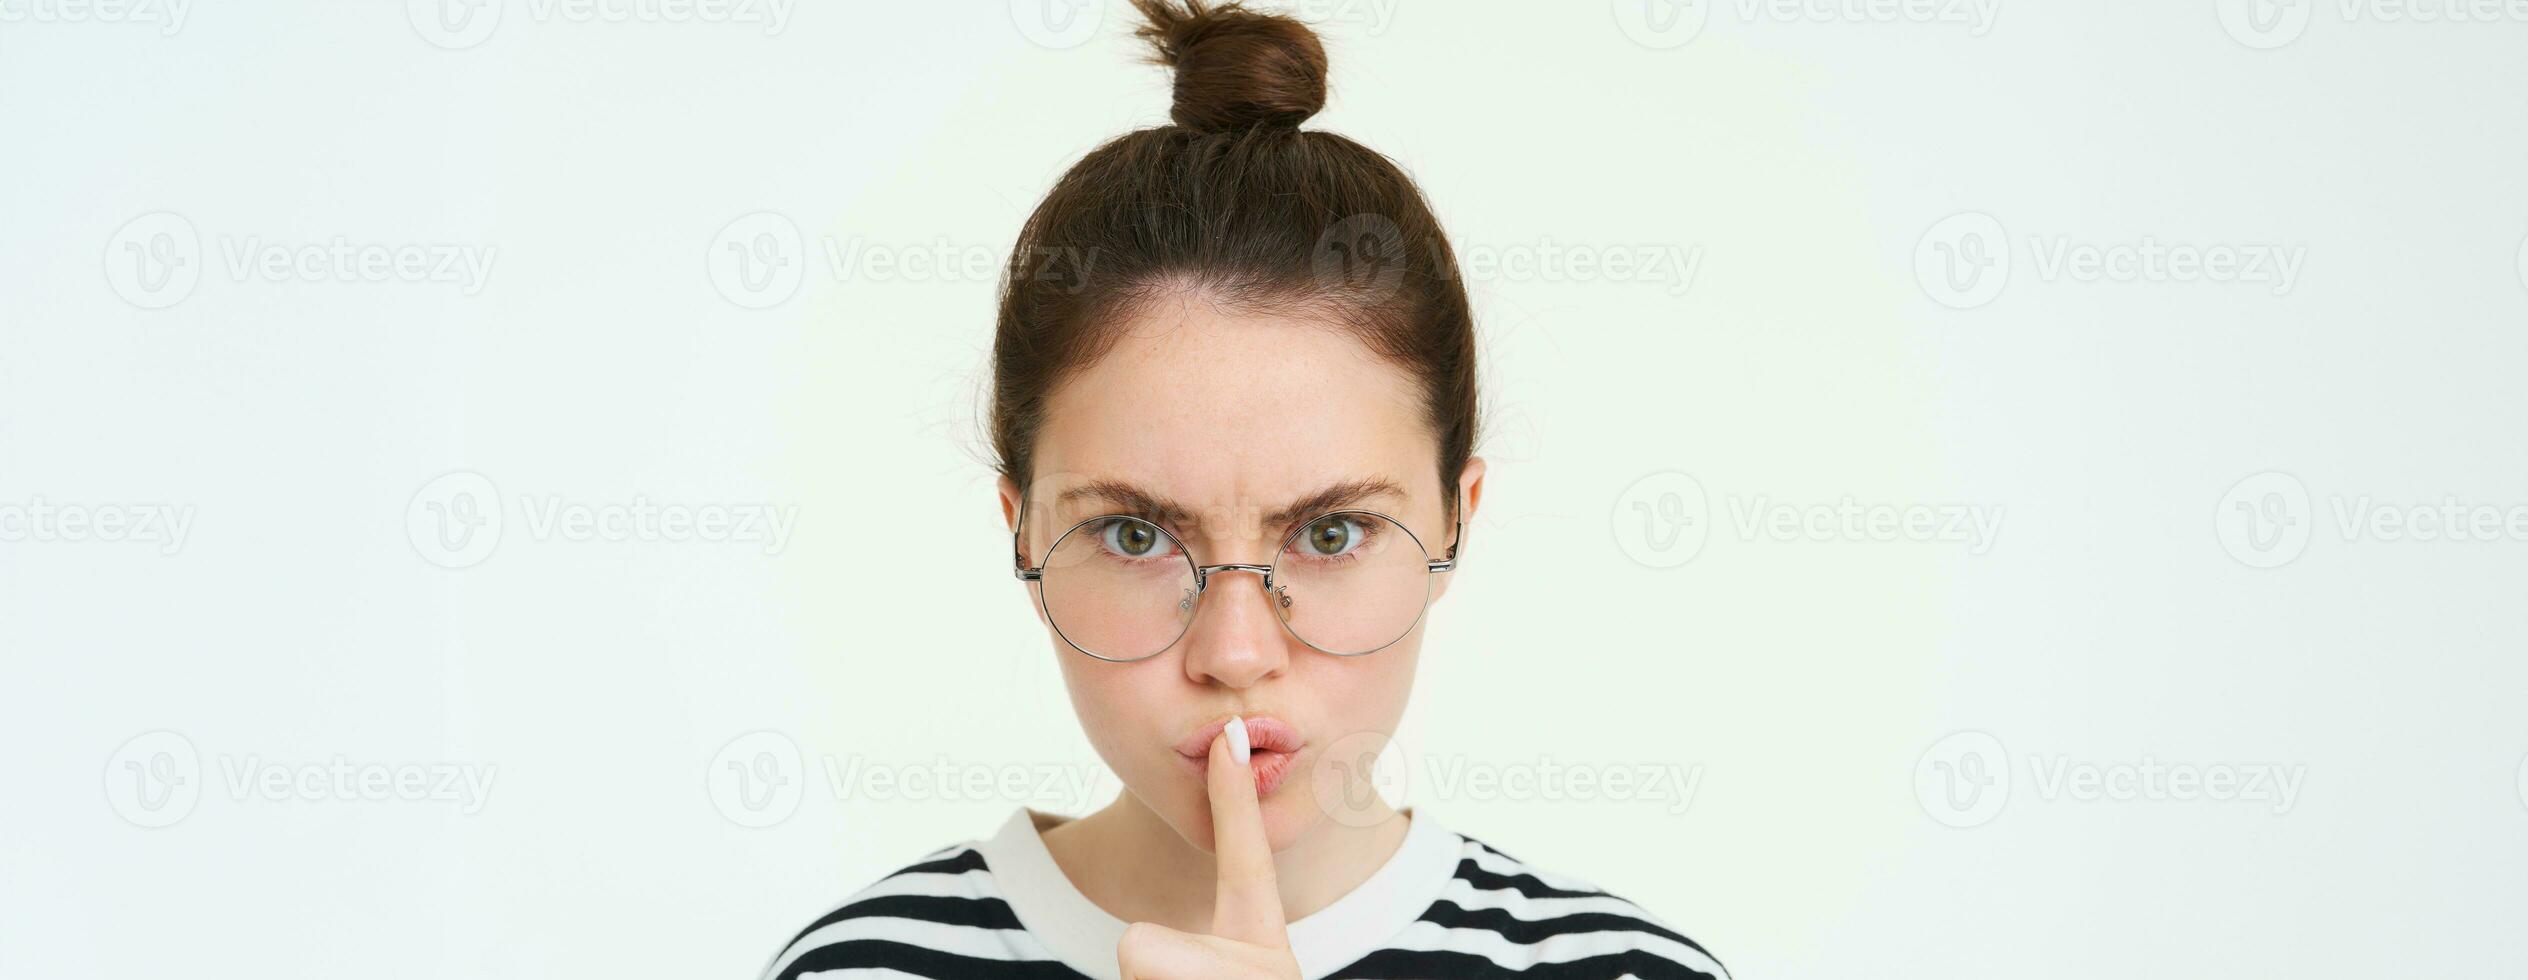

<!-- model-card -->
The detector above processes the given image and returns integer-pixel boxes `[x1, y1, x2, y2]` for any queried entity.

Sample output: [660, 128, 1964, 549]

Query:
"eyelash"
[1287, 516, 1378, 566]
[1085, 513, 1379, 566]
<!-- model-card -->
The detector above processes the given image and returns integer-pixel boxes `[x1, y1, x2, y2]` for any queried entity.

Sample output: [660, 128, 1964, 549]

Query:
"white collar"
[971, 805, 1463, 980]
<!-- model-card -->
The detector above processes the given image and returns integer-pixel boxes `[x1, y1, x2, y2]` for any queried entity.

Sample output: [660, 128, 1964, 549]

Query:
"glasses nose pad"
[1178, 587, 1197, 614]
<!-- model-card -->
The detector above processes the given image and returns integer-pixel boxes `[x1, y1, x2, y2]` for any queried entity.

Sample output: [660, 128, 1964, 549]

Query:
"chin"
[1133, 750, 1330, 855]
[1249, 783, 1327, 851]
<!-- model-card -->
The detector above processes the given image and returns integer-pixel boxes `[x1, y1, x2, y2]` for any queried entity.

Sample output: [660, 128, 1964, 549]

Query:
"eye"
[1097, 518, 1177, 560]
[1294, 515, 1371, 559]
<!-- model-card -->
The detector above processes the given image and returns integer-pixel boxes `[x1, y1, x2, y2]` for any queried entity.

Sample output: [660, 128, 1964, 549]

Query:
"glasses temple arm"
[1427, 509, 1466, 573]
[1012, 488, 1039, 580]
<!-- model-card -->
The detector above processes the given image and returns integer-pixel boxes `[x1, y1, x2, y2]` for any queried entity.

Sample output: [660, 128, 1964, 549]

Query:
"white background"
[5, 1, 2526, 977]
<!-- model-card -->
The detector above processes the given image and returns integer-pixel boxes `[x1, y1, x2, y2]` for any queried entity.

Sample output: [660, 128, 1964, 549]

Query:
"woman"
[763, 2, 1727, 977]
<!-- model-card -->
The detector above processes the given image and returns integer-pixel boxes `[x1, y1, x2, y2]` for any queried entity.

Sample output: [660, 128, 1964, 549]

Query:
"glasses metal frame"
[1011, 490, 1466, 663]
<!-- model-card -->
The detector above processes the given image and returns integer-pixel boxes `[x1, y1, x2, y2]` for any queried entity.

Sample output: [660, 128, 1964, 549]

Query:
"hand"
[1114, 724, 1304, 980]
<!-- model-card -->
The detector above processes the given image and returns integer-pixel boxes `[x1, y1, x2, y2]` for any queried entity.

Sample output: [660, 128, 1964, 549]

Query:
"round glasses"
[1013, 504, 1463, 663]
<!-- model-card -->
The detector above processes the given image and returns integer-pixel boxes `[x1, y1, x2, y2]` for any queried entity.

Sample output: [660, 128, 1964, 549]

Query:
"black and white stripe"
[762, 832, 1727, 979]
[1321, 839, 1727, 979]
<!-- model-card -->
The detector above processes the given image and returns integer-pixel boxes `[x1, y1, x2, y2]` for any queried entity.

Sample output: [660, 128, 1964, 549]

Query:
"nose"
[1179, 564, 1291, 689]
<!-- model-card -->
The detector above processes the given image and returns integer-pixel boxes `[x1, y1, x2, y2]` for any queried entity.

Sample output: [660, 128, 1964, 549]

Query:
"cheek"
[1312, 648, 1416, 732]
[1047, 623, 1426, 851]
[1053, 654, 1160, 770]
[1260, 641, 1421, 841]
[1300, 627, 1421, 729]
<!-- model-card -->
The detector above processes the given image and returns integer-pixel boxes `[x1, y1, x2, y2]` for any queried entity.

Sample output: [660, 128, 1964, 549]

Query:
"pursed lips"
[1176, 714, 1305, 797]
[1176, 714, 1302, 759]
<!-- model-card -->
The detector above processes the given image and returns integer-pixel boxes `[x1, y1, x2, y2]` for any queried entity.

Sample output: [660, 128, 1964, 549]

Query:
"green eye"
[1304, 517, 1355, 556]
[1100, 519, 1168, 558]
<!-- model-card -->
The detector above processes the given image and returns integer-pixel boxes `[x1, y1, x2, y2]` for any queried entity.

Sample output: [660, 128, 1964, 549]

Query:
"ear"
[1455, 456, 1487, 535]
[997, 473, 1025, 537]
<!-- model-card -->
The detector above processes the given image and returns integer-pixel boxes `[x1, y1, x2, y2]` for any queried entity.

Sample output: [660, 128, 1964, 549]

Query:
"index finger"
[1206, 719, 1288, 947]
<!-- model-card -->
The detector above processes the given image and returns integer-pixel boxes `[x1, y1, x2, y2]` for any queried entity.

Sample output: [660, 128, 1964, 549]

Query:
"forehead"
[1032, 298, 1432, 518]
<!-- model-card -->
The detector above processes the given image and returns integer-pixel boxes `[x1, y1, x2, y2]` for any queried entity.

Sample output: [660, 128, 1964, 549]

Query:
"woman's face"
[998, 295, 1482, 854]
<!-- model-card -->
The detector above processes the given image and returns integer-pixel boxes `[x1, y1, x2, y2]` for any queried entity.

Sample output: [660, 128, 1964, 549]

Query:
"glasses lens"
[1273, 512, 1433, 656]
[1038, 516, 1198, 661]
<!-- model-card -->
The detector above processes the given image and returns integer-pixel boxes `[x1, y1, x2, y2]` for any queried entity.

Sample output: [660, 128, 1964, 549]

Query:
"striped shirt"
[761, 807, 1728, 980]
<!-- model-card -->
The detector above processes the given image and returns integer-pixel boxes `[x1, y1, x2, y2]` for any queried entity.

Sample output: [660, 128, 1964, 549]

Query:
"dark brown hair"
[989, 0, 1479, 524]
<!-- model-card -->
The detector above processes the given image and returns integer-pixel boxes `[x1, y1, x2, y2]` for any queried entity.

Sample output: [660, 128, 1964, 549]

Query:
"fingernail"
[1225, 715, 1250, 765]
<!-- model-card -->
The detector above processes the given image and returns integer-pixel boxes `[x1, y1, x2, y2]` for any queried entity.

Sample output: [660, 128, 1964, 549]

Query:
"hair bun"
[1131, 0, 1327, 131]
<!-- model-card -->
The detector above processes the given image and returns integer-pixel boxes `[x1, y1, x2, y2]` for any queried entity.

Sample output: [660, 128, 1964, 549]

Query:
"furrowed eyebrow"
[1053, 477, 1408, 529]
[1262, 478, 1408, 526]
[1055, 480, 1197, 525]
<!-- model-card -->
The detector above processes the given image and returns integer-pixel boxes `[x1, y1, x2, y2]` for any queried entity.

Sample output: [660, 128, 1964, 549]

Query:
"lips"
[1177, 714, 1305, 797]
